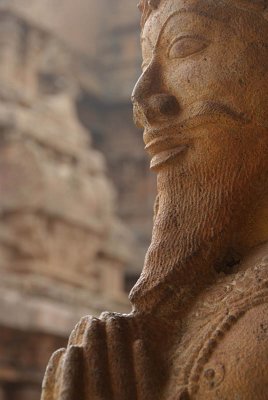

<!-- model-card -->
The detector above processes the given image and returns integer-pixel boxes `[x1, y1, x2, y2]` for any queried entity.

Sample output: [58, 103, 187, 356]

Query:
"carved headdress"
[138, 0, 160, 26]
[138, 0, 268, 27]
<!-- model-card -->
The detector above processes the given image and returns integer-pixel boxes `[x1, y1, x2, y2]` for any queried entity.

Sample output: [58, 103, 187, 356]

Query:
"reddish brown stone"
[42, 1, 268, 399]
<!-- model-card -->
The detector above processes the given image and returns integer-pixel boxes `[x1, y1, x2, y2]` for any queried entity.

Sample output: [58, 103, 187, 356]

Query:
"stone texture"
[42, 0, 268, 399]
[0, 8, 133, 400]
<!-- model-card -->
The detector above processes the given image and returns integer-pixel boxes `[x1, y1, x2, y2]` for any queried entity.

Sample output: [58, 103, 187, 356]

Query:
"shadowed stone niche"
[41, 1, 268, 399]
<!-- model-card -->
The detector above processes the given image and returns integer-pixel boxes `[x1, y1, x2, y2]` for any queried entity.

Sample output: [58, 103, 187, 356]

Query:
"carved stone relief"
[42, 1, 268, 399]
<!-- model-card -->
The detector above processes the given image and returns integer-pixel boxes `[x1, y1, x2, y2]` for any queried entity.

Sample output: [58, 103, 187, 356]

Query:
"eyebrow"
[142, 8, 225, 49]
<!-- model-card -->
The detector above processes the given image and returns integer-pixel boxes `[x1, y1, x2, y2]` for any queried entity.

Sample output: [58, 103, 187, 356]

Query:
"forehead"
[141, 0, 232, 46]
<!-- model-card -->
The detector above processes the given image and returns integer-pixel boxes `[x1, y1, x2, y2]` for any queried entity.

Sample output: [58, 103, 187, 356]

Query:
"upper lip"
[143, 117, 199, 157]
[144, 103, 249, 157]
[144, 134, 188, 156]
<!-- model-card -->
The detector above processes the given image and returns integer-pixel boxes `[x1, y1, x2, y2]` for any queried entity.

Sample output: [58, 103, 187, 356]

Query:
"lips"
[143, 101, 247, 148]
[144, 133, 189, 170]
[143, 102, 247, 170]
[150, 145, 188, 169]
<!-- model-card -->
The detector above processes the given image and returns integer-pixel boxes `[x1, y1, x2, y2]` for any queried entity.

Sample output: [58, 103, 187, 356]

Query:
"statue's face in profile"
[132, 0, 268, 172]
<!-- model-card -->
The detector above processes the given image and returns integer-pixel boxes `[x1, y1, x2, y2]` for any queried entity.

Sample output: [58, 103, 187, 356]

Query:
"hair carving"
[138, 0, 161, 26]
[138, 0, 268, 27]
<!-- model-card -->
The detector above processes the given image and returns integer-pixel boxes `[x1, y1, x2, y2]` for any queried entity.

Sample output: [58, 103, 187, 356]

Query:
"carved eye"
[168, 36, 209, 59]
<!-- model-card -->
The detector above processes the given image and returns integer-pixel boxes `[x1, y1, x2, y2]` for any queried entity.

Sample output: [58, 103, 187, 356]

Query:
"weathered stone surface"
[42, 0, 268, 399]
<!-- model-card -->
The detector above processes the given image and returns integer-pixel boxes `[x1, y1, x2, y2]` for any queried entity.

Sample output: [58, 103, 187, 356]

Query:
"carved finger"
[105, 315, 137, 400]
[59, 345, 85, 400]
[68, 315, 92, 347]
[41, 348, 66, 400]
[83, 318, 113, 400]
[133, 338, 160, 400]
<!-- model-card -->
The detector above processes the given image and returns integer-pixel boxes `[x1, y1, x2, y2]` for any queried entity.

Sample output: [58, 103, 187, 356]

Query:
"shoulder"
[195, 243, 268, 399]
[197, 296, 268, 399]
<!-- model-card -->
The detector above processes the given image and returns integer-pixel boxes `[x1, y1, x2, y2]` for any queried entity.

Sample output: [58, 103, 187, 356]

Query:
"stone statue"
[41, 0, 268, 399]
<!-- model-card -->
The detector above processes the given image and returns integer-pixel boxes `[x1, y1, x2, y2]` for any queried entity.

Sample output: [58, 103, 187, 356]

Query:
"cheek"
[190, 129, 240, 167]
[163, 43, 250, 111]
[238, 45, 268, 126]
[163, 58, 241, 107]
[188, 125, 267, 179]
[163, 57, 210, 105]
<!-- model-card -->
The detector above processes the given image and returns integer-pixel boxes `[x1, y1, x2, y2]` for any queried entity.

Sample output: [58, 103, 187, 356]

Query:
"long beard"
[130, 127, 267, 315]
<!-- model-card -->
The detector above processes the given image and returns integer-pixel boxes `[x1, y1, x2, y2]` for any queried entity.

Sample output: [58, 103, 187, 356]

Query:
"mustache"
[192, 100, 249, 123]
[134, 100, 250, 144]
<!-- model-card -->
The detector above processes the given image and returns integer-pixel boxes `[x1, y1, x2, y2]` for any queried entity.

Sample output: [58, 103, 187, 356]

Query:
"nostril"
[159, 95, 180, 116]
[132, 93, 180, 128]
[149, 94, 180, 117]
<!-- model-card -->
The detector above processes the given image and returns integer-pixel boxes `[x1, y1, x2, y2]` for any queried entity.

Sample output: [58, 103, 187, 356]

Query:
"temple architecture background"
[11, 0, 156, 285]
[0, 1, 155, 399]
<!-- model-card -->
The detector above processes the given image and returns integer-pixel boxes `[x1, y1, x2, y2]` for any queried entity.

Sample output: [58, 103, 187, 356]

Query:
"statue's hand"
[41, 315, 101, 400]
[41, 312, 141, 400]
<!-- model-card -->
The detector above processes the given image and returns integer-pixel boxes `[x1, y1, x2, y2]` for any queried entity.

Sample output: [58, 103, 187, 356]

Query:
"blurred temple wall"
[0, 1, 155, 399]
[9, 0, 156, 281]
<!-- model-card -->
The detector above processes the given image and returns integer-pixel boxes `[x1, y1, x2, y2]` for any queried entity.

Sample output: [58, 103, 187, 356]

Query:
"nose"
[132, 61, 180, 127]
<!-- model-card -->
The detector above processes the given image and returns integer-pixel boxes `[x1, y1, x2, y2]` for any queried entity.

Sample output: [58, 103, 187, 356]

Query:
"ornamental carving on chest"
[41, 1, 268, 399]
